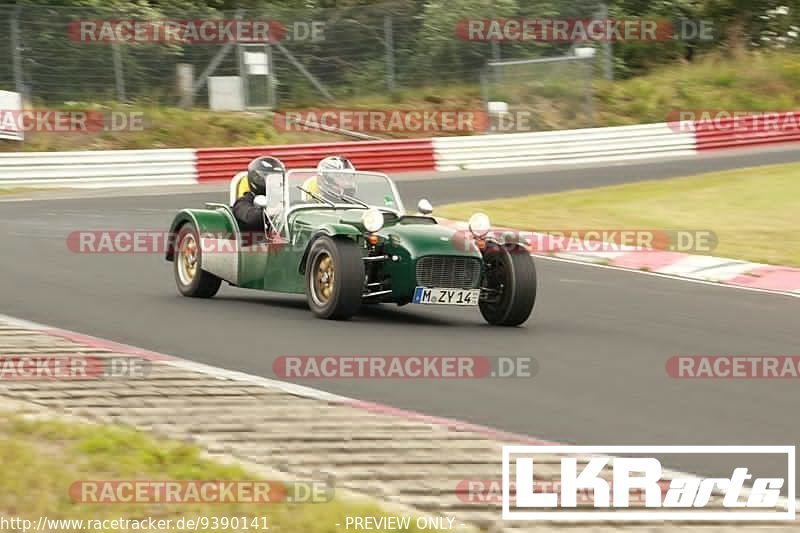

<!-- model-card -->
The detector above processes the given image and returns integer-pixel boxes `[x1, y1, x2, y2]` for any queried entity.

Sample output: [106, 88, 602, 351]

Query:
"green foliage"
[3, 49, 799, 151]
[4, 0, 800, 105]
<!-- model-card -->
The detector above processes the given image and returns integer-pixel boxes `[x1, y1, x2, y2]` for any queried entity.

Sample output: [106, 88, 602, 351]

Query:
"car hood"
[378, 217, 481, 260]
[293, 208, 481, 259]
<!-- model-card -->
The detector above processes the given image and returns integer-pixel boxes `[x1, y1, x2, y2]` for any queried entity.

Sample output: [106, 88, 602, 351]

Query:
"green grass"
[3, 50, 799, 151]
[436, 162, 800, 267]
[0, 412, 441, 532]
[0, 187, 40, 195]
[0, 106, 322, 152]
[291, 83, 481, 109]
[592, 51, 800, 127]
[486, 51, 800, 130]
[0, 93, 479, 153]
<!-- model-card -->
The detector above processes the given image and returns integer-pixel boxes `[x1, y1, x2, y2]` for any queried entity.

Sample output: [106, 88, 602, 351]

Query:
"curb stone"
[0, 315, 797, 532]
[437, 219, 800, 297]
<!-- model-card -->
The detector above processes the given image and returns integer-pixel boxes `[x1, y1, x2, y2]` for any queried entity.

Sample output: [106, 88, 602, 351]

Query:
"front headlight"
[468, 212, 491, 238]
[362, 209, 384, 233]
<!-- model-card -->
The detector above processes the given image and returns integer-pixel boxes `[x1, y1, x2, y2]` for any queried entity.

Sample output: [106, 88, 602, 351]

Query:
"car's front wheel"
[479, 242, 536, 326]
[305, 236, 364, 319]
[174, 223, 222, 298]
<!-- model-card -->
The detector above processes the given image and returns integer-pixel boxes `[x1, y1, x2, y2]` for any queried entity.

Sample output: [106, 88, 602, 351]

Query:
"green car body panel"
[167, 205, 482, 303]
[167, 169, 536, 325]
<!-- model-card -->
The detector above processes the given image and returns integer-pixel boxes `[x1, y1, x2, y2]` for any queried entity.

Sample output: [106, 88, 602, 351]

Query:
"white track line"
[535, 254, 800, 299]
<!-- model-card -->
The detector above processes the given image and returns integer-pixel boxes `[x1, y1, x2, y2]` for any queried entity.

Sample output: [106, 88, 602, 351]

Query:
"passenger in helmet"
[233, 156, 286, 231]
[301, 156, 356, 204]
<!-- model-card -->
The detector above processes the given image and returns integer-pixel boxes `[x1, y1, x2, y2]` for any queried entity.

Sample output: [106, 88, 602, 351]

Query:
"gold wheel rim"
[312, 253, 335, 305]
[178, 233, 198, 286]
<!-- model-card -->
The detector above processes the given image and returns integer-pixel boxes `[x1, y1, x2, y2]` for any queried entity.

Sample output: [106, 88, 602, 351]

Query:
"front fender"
[298, 223, 364, 274]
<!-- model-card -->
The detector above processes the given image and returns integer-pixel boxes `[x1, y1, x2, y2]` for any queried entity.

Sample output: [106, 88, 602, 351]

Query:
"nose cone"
[384, 223, 481, 259]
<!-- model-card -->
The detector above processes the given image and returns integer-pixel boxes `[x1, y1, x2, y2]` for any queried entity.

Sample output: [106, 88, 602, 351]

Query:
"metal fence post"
[10, 7, 25, 97]
[601, 3, 613, 81]
[480, 66, 488, 108]
[585, 59, 594, 127]
[480, 66, 491, 134]
[385, 14, 395, 92]
[489, 0, 500, 64]
[237, 44, 246, 109]
[176, 63, 194, 108]
[112, 43, 126, 102]
[267, 44, 276, 108]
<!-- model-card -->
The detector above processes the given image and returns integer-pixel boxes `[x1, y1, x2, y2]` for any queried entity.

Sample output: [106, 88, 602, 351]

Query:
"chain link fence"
[0, 2, 614, 131]
[483, 53, 596, 132]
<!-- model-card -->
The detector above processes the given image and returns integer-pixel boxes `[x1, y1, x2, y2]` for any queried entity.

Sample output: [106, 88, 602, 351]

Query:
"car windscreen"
[287, 170, 402, 211]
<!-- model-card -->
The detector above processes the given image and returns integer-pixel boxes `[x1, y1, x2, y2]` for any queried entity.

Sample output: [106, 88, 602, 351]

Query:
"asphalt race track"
[1, 147, 798, 485]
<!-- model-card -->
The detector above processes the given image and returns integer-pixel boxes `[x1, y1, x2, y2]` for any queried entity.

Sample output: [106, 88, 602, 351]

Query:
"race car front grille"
[415, 256, 481, 289]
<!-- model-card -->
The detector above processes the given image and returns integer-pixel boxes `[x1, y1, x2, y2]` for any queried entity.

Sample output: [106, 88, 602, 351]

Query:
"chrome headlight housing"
[362, 209, 384, 233]
[468, 212, 491, 238]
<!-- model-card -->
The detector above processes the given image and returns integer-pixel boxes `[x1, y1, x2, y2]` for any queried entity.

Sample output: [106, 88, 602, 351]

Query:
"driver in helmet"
[233, 155, 286, 231]
[301, 156, 357, 204]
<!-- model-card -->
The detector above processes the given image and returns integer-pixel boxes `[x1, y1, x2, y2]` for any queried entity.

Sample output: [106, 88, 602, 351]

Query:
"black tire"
[479, 243, 537, 327]
[173, 223, 222, 298]
[304, 236, 364, 319]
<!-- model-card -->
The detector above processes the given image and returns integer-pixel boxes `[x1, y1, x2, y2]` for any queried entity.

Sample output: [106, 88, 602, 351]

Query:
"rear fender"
[166, 211, 196, 261]
[166, 207, 240, 284]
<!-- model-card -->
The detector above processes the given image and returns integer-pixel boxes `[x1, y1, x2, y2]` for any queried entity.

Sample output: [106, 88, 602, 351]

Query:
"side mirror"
[417, 198, 433, 215]
[254, 195, 268, 208]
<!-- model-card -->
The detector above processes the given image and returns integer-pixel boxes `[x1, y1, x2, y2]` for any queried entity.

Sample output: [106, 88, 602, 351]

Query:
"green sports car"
[165, 168, 536, 326]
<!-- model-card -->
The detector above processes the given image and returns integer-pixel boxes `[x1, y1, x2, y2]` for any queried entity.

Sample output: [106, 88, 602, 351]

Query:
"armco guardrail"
[0, 149, 197, 188]
[432, 123, 696, 171]
[2, 119, 800, 189]
[195, 139, 435, 182]
[695, 112, 800, 150]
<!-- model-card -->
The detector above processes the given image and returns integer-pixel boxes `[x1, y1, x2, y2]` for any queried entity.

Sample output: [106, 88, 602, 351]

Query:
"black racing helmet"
[247, 156, 286, 195]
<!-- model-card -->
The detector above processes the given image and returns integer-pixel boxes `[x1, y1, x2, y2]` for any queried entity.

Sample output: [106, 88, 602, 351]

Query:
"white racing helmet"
[316, 156, 357, 203]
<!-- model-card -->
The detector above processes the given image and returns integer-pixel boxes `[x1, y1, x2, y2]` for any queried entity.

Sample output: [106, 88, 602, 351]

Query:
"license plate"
[413, 287, 480, 306]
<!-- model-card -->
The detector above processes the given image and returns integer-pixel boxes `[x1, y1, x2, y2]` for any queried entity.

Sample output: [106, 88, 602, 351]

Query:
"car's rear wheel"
[305, 236, 364, 319]
[174, 223, 222, 298]
[479, 242, 536, 326]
